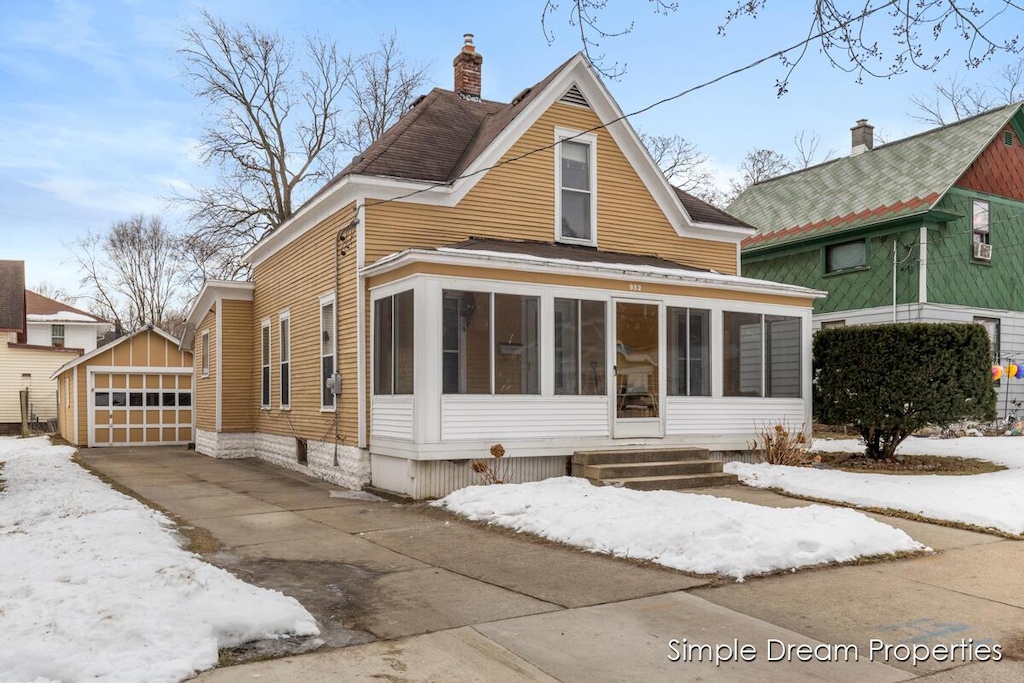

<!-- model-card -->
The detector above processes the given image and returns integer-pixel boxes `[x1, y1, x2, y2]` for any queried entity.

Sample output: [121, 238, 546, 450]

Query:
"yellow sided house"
[51, 326, 194, 448]
[181, 38, 824, 498]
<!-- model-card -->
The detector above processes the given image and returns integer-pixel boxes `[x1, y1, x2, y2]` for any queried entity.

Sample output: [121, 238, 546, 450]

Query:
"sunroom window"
[667, 307, 710, 396]
[559, 139, 593, 243]
[554, 298, 606, 395]
[442, 290, 539, 394]
[374, 290, 414, 395]
[723, 312, 801, 398]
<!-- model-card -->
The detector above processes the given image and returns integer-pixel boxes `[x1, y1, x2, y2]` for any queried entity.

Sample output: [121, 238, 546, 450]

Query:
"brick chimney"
[851, 119, 874, 156]
[453, 33, 482, 101]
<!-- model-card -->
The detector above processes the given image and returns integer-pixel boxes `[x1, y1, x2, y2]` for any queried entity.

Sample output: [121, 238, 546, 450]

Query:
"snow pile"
[26, 312, 98, 322]
[0, 437, 319, 683]
[727, 437, 1024, 535]
[433, 477, 924, 581]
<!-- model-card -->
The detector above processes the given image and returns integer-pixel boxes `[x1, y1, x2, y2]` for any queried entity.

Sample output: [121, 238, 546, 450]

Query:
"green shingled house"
[729, 103, 1024, 416]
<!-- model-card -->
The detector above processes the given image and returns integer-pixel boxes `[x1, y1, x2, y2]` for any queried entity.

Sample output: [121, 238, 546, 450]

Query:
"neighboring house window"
[279, 312, 290, 408]
[972, 199, 991, 260]
[667, 307, 711, 397]
[723, 312, 801, 398]
[373, 290, 415, 395]
[820, 320, 846, 330]
[260, 319, 271, 408]
[553, 298, 606, 395]
[320, 297, 336, 409]
[51, 324, 65, 347]
[200, 331, 210, 377]
[824, 240, 866, 273]
[557, 132, 596, 245]
[441, 290, 540, 395]
[974, 317, 1000, 364]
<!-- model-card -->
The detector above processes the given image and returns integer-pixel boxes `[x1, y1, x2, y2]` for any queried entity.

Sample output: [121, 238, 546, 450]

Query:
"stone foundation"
[195, 429, 254, 459]
[254, 432, 370, 490]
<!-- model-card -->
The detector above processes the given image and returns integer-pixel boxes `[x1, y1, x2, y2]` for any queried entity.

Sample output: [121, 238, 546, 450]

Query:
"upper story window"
[824, 240, 866, 273]
[972, 199, 992, 261]
[51, 324, 65, 348]
[557, 131, 597, 245]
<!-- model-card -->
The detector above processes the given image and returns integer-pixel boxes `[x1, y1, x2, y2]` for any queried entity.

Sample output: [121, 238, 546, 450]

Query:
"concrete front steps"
[571, 447, 739, 491]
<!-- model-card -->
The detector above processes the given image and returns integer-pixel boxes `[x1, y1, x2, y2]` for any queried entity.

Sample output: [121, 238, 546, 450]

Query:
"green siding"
[743, 228, 921, 314]
[927, 188, 1024, 310]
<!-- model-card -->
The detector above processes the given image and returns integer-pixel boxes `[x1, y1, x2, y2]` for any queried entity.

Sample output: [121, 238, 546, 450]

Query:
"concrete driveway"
[79, 447, 1024, 682]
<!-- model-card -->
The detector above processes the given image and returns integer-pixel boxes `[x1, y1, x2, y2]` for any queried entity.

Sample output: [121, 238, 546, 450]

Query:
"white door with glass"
[612, 299, 663, 438]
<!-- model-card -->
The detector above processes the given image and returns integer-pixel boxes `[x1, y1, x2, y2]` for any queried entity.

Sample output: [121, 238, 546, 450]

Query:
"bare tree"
[31, 281, 79, 305]
[639, 131, 723, 201]
[340, 32, 430, 154]
[69, 215, 187, 337]
[792, 131, 836, 169]
[178, 11, 349, 280]
[545, 2, 1023, 89]
[910, 56, 1024, 125]
[726, 148, 793, 204]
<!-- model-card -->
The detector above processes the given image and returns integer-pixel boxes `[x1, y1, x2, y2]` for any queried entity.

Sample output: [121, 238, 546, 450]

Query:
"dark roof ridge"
[748, 101, 1021, 190]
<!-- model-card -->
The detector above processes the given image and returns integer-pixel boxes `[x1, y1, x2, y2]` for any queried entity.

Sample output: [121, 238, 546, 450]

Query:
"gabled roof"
[249, 52, 750, 266]
[25, 290, 106, 323]
[50, 325, 184, 380]
[730, 103, 1023, 252]
[0, 260, 25, 332]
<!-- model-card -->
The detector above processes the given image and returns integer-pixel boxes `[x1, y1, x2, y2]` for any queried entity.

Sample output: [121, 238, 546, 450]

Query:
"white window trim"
[260, 318, 271, 409]
[554, 127, 598, 247]
[51, 324, 66, 347]
[279, 310, 291, 410]
[320, 293, 337, 412]
[200, 330, 210, 378]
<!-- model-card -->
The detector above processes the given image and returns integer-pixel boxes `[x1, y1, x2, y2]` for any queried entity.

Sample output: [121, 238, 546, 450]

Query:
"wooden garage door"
[90, 371, 193, 446]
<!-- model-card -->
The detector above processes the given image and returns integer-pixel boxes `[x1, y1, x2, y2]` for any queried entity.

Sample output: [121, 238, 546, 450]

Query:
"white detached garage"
[51, 326, 194, 448]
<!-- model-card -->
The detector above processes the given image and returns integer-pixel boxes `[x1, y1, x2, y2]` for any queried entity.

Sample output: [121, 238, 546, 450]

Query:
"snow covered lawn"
[433, 477, 924, 581]
[727, 437, 1024, 536]
[0, 437, 319, 683]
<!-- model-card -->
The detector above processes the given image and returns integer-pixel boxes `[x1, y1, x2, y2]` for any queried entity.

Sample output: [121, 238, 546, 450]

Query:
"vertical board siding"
[220, 300, 254, 431]
[412, 456, 569, 499]
[370, 394, 414, 440]
[441, 396, 609, 440]
[252, 201, 359, 444]
[365, 103, 737, 274]
[666, 397, 807, 436]
[195, 309, 217, 432]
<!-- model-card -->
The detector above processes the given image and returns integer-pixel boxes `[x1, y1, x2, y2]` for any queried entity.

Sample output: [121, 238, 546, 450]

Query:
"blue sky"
[2, 0, 1020, 294]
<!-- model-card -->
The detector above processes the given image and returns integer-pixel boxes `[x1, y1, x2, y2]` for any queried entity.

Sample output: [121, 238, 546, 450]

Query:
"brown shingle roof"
[300, 54, 739, 232]
[25, 290, 106, 322]
[441, 237, 711, 272]
[0, 260, 25, 332]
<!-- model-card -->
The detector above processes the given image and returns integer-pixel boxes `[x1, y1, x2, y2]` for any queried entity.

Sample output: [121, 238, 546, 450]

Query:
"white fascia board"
[244, 175, 451, 268]
[361, 249, 826, 300]
[182, 280, 255, 345]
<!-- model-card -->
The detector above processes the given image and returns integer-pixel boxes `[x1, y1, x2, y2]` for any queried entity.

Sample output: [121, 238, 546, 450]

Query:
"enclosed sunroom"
[365, 239, 824, 498]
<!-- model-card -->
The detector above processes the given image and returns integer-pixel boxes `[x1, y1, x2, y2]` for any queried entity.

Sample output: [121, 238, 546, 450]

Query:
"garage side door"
[90, 371, 193, 447]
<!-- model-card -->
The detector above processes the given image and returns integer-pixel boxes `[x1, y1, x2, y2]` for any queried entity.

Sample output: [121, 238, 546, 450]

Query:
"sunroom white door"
[612, 299, 663, 438]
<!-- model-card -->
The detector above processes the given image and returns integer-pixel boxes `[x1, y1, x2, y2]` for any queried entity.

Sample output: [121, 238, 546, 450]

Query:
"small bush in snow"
[751, 422, 809, 466]
[470, 443, 517, 485]
[813, 323, 996, 460]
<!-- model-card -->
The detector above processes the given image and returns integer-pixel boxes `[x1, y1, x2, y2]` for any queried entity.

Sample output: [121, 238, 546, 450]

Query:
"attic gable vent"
[559, 84, 590, 108]
[1004, 130, 1014, 146]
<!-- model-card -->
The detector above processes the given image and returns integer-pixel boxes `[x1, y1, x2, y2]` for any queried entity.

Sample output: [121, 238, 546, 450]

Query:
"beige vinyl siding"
[195, 309, 217, 432]
[365, 102, 738, 274]
[252, 201, 358, 443]
[221, 299, 254, 431]
[0, 333, 77, 424]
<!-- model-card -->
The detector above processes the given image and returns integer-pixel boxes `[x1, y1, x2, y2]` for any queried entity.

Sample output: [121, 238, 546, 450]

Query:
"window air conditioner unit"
[973, 241, 993, 261]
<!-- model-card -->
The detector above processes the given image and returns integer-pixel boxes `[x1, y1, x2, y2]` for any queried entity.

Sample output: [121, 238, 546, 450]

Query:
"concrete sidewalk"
[80, 448, 1024, 682]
